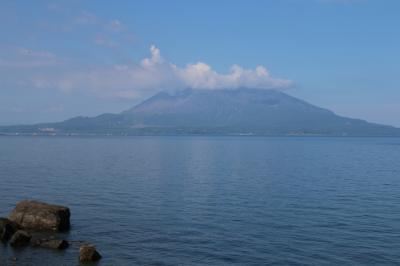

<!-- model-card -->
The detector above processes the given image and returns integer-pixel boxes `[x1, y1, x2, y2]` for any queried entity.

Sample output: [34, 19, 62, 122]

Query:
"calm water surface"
[1, 136, 400, 265]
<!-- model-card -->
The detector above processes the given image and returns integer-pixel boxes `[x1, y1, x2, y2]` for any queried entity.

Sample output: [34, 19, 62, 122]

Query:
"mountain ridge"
[1, 88, 399, 136]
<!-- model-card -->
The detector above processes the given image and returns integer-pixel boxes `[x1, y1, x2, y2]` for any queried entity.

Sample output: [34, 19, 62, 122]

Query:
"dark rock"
[0, 224, 14, 243]
[9, 230, 31, 247]
[79, 244, 102, 262]
[31, 238, 69, 250]
[0, 218, 19, 243]
[9, 200, 70, 231]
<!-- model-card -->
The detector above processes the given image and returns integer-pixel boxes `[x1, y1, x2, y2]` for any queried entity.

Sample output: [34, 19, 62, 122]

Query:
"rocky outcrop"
[31, 239, 69, 250]
[0, 218, 19, 243]
[9, 200, 70, 231]
[9, 230, 31, 247]
[4, 200, 102, 262]
[79, 244, 102, 262]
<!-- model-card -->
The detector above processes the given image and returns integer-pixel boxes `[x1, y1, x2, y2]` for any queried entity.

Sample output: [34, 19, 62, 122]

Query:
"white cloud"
[27, 45, 292, 99]
[0, 46, 63, 68]
[94, 35, 119, 48]
[106, 19, 124, 32]
[74, 11, 98, 25]
[73, 11, 131, 49]
[175, 63, 291, 89]
[141, 45, 164, 68]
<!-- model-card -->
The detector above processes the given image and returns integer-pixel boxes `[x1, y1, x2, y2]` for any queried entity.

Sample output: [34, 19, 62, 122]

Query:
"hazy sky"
[1, 0, 399, 126]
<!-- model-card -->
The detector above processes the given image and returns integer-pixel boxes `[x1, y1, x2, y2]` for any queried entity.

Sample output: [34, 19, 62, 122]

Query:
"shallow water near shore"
[1, 136, 400, 265]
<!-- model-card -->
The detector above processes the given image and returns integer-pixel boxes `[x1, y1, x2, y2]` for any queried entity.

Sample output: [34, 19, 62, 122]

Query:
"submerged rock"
[0, 217, 19, 243]
[9, 200, 70, 231]
[31, 238, 69, 250]
[9, 230, 31, 247]
[79, 244, 102, 262]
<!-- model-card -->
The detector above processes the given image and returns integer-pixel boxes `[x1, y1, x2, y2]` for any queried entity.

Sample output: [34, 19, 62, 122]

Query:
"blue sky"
[0, 0, 399, 126]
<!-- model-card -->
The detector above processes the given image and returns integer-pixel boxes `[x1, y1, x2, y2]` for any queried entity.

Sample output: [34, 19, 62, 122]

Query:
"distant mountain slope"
[1, 88, 399, 136]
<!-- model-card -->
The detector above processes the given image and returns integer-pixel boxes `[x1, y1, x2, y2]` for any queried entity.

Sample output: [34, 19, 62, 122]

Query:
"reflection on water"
[1, 136, 400, 265]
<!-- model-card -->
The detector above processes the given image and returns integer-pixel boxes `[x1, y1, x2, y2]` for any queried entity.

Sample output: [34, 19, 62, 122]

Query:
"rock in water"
[9, 200, 70, 231]
[9, 230, 31, 247]
[0, 218, 19, 243]
[79, 244, 102, 262]
[31, 239, 69, 250]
